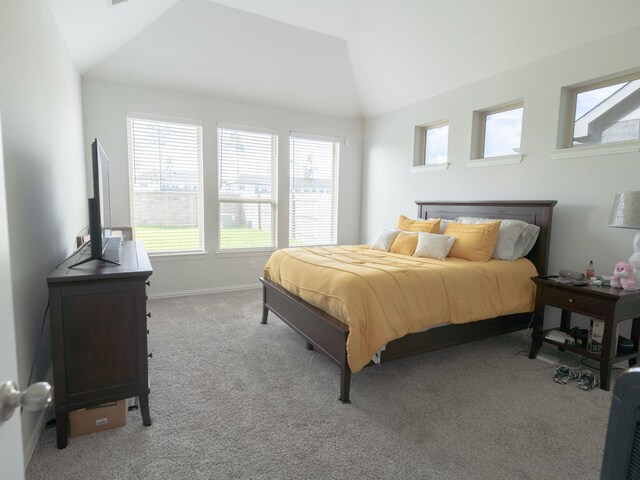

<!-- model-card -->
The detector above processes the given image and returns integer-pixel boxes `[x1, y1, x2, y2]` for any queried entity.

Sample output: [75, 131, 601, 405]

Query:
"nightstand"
[528, 277, 640, 390]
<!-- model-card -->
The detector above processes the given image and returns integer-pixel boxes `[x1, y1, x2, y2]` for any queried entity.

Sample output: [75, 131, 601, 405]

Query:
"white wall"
[0, 0, 87, 464]
[362, 26, 640, 331]
[82, 78, 362, 296]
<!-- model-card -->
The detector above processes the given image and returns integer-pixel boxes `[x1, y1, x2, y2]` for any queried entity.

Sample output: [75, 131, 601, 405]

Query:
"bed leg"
[305, 340, 314, 350]
[339, 364, 351, 404]
[261, 305, 268, 324]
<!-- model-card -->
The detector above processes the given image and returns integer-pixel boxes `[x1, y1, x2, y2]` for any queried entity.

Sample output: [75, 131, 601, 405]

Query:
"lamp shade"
[609, 191, 640, 229]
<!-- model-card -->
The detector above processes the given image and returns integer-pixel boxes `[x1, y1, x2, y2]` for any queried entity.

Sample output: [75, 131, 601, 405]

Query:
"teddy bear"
[611, 262, 636, 291]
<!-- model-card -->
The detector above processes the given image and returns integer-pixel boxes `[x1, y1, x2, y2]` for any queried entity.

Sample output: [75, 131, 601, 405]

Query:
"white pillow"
[513, 223, 540, 258]
[413, 232, 456, 260]
[454, 216, 539, 261]
[371, 229, 400, 251]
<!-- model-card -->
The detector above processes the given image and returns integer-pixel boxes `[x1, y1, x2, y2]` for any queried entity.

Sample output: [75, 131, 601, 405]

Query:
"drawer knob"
[146, 280, 151, 286]
[146, 329, 149, 335]
[148, 352, 153, 359]
[146, 312, 152, 318]
[568, 298, 574, 303]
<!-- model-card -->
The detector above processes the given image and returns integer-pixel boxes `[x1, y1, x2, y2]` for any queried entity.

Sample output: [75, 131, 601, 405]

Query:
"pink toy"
[611, 262, 636, 291]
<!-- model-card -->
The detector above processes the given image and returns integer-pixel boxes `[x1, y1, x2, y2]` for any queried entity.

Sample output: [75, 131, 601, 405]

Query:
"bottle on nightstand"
[586, 260, 595, 280]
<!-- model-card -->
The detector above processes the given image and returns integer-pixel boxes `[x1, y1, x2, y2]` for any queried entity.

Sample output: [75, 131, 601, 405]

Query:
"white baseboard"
[148, 282, 261, 299]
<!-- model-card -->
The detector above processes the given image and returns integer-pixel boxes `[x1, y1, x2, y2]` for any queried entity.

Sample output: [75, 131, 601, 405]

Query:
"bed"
[259, 200, 557, 403]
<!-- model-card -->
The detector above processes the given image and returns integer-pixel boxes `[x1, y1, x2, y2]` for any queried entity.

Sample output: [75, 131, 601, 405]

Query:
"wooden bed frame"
[260, 200, 557, 403]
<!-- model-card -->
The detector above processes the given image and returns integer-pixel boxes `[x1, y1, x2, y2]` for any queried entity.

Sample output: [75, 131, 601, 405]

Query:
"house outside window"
[566, 74, 640, 147]
[127, 113, 204, 255]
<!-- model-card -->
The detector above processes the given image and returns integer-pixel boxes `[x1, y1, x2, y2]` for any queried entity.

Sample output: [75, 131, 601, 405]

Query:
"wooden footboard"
[261, 276, 531, 403]
[260, 277, 352, 403]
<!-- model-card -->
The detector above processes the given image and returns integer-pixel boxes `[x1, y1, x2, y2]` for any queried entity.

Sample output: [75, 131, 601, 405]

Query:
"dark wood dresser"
[47, 240, 153, 448]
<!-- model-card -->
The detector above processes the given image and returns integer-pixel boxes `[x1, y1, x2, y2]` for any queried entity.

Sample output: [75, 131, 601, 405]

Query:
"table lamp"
[609, 191, 640, 270]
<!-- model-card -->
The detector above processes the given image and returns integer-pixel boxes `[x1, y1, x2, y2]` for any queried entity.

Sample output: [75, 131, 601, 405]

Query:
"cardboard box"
[69, 400, 127, 438]
[587, 319, 618, 355]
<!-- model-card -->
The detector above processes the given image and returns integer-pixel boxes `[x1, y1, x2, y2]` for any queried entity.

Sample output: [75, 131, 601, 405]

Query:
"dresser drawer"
[542, 287, 609, 317]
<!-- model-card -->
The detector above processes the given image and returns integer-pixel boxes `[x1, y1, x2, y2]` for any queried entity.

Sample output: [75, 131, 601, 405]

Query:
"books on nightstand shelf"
[588, 318, 618, 355]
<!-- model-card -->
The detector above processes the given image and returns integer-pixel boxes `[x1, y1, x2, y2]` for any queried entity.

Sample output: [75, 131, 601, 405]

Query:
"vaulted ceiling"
[46, 0, 640, 118]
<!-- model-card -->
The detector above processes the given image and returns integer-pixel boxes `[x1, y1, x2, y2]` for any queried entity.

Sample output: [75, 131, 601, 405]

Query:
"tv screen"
[93, 139, 113, 250]
[70, 139, 119, 267]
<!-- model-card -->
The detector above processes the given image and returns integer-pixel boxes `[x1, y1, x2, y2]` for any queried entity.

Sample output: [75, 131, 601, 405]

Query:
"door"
[0, 114, 25, 478]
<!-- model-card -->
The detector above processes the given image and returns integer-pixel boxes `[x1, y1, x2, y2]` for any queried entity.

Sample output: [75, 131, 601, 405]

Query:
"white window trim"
[413, 121, 449, 168]
[411, 162, 451, 173]
[148, 252, 209, 262]
[560, 71, 640, 149]
[216, 124, 278, 253]
[467, 154, 523, 168]
[127, 111, 203, 127]
[215, 249, 275, 258]
[550, 140, 640, 160]
[289, 132, 340, 247]
[473, 101, 524, 161]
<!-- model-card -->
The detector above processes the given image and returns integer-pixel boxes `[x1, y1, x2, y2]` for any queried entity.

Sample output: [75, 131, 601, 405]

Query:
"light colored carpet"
[27, 289, 618, 480]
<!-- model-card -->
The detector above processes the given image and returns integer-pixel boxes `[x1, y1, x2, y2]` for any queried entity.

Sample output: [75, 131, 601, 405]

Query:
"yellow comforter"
[264, 245, 537, 373]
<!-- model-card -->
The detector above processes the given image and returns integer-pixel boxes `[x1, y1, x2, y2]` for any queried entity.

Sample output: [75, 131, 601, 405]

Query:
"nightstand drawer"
[542, 288, 608, 317]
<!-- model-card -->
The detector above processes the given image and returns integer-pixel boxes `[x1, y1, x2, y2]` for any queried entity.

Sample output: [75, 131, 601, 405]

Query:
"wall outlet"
[249, 260, 256, 270]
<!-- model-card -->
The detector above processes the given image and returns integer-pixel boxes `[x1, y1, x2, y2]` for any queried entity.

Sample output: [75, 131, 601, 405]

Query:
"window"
[414, 123, 449, 167]
[476, 103, 523, 158]
[566, 74, 640, 147]
[127, 114, 204, 254]
[289, 133, 339, 246]
[424, 124, 449, 165]
[217, 125, 277, 251]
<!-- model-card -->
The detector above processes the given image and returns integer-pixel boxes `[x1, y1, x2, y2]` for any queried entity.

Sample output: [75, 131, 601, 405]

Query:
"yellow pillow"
[389, 232, 419, 256]
[444, 221, 501, 262]
[396, 215, 440, 233]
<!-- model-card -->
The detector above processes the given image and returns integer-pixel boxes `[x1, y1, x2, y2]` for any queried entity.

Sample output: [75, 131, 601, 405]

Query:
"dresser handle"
[568, 298, 574, 303]
[146, 281, 151, 287]
[148, 353, 153, 359]
[147, 329, 149, 335]
[147, 312, 151, 318]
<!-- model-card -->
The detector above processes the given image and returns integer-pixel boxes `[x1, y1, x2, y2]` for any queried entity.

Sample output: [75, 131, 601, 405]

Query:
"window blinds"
[217, 125, 277, 251]
[127, 115, 204, 254]
[289, 134, 339, 246]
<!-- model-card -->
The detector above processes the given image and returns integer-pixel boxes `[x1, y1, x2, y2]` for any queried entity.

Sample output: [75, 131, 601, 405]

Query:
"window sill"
[216, 249, 275, 258]
[411, 163, 450, 173]
[550, 140, 640, 160]
[149, 251, 208, 262]
[467, 154, 523, 168]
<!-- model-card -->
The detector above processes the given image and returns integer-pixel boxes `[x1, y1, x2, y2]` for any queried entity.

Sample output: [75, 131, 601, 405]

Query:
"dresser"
[47, 240, 153, 448]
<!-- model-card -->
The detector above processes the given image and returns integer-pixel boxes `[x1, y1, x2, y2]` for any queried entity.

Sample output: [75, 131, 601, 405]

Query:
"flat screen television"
[70, 139, 120, 267]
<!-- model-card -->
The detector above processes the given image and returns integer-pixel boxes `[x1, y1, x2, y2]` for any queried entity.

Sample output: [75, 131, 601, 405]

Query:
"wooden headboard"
[415, 200, 557, 274]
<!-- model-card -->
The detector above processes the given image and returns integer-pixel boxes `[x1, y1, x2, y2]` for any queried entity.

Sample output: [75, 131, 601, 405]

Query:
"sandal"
[577, 370, 600, 391]
[553, 366, 579, 384]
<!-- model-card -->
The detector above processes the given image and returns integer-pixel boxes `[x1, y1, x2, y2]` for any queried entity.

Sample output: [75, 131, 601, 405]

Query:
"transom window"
[217, 124, 277, 252]
[289, 133, 339, 246]
[127, 113, 204, 255]
[414, 123, 449, 166]
[566, 73, 640, 147]
[476, 103, 523, 158]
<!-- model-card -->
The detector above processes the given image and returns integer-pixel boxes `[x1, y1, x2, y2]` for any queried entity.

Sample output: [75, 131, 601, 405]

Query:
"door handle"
[0, 381, 52, 422]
